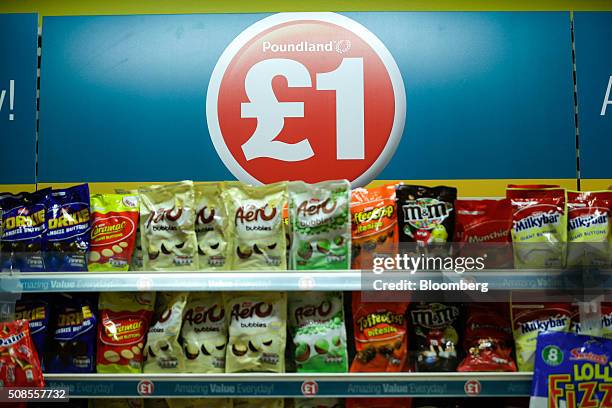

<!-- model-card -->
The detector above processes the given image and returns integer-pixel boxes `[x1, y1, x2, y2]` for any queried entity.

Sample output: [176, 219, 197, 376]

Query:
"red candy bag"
[0, 319, 45, 388]
[350, 296, 409, 373]
[453, 199, 513, 268]
[457, 304, 517, 372]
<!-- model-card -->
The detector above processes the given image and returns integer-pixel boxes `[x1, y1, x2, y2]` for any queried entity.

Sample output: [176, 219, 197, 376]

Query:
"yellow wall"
[1, 0, 612, 17]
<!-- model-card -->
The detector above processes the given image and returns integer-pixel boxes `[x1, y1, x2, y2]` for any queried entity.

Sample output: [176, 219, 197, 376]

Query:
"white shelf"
[44, 372, 533, 398]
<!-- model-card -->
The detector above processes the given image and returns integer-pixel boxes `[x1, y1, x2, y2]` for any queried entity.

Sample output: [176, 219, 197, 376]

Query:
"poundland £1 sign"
[37, 12, 576, 185]
[207, 13, 405, 186]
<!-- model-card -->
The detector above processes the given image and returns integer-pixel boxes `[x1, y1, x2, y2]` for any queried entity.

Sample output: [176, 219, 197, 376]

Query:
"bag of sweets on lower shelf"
[409, 302, 463, 372]
[289, 180, 351, 270]
[506, 185, 567, 268]
[0, 319, 45, 387]
[222, 182, 287, 270]
[46, 293, 97, 373]
[181, 292, 228, 373]
[350, 296, 409, 372]
[529, 331, 612, 408]
[571, 302, 612, 339]
[224, 291, 287, 373]
[234, 399, 284, 408]
[89, 193, 140, 271]
[511, 302, 572, 372]
[139, 181, 198, 271]
[44, 184, 91, 271]
[288, 291, 349, 373]
[144, 292, 188, 373]
[97, 292, 155, 373]
[14, 296, 49, 368]
[166, 399, 233, 408]
[194, 182, 229, 270]
[145, 400, 170, 408]
[294, 399, 343, 408]
[347, 398, 412, 408]
[94, 400, 143, 408]
[457, 303, 517, 372]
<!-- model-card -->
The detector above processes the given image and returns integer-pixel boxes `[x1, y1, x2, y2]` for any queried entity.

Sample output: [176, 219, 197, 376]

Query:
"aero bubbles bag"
[181, 292, 228, 373]
[223, 182, 287, 270]
[224, 292, 286, 373]
[289, 291, 348, 373]
[194, 183, 229, 270]
[139, 181, 198, 271]
[289, 180, 351, 270]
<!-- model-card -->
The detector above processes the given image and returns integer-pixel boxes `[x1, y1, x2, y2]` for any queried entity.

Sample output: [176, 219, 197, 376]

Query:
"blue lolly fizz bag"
[530, 331, 612, 408]
[0, 189, 48, 271]
[44, 184, 91, 271]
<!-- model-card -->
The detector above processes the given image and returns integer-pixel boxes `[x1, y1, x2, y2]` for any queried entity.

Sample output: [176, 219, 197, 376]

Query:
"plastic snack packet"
[89, 193, 140, 271]
[567, 190, 611, 267]
[234, 399, 283, 408]
[194, 183, 229, 270]
[295, 399, 343, 408]
[0, 319, 45, 387]
[167, 399, 233, 408]
[97, 292, 155, 373]
[530, 331, 612, 408]
[44, 184, 91, 271]
[224, 292, 287, 373]
[289, 180, 351, 270]
[144, 292, 188, 373]
[289, 291, 348, 372]
[181, 292, 228, 373]
[139, 181, 198, 271]
[222, 182, 287, 270]
[15, 296, 50, 365]
[350, 298, 409, 372]
[506, 186, 567, 268]
[350, 183, 398, 270]
[511, 302, 572, 371]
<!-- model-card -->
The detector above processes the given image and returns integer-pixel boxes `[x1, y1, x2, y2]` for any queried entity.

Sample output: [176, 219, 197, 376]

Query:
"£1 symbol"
[137, 380, 154, 396]
[207, 12, 405, 186]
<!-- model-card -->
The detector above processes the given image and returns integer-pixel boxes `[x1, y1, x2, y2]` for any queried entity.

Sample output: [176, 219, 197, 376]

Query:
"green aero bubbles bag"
[289, 291, 348, 373]
[289, 180, 351, 270]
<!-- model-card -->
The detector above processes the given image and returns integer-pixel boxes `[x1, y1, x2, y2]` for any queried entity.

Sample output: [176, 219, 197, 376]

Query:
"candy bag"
[511, 302, 572, 372]
[453, 199, 513, 268]
[223, 182, 287, 270]
[409, 302, 462, 372]
[506, 186, 567, 268]
[234, 399, 283, 408]
[89, 194, 140, 271]
[350, 184, 398, 270]
[15, 297, 50, 365]
[181, 292, 228, 373]
[44, 184, 91, 271]
[346, 398, 412, 408]
[295, 399, 343, 408]
[139, 181, 198, 271]
[94, 400, 143, 408]
[46, 294, 97, 373]
[224, 292, 287, 373]
[167, 399, 233, 408]
[116, 188, 145, 271]
[144, 292, 188, 373]
[530, 332, 612, 408]
[289, 180, 351, 270]
[97, 292, 155, 373]
[0, 319, 45, 387]
[571, 302, 612, 339]
[457, 303, 517, 372]
[396, 185, 456, 250]
[289, 291, 348, 373]
[0, 189, 47, 271]
[350, 298, 409, 372]
[567, 190, 611, 267]
[194, 183, 229, 270]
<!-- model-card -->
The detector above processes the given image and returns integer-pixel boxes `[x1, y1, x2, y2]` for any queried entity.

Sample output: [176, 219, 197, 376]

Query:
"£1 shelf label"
[138, 380, 154, 396]
[464, 380, 481, 396]
[207, 12, 406, 187]
[301, 380, 319, 396]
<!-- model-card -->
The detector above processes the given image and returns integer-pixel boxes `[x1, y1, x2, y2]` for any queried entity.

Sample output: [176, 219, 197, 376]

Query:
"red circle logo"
[137, 380, 154, 396]
[207, 13, 405, 187]
[464, 379, 481, 396]
[301, 380, 319, 396]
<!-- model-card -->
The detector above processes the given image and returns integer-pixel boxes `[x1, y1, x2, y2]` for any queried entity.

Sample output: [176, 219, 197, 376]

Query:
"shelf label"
[301, 380, 319, 396]
[464, 380, 481, 396]
[137, 380, 154, 396]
